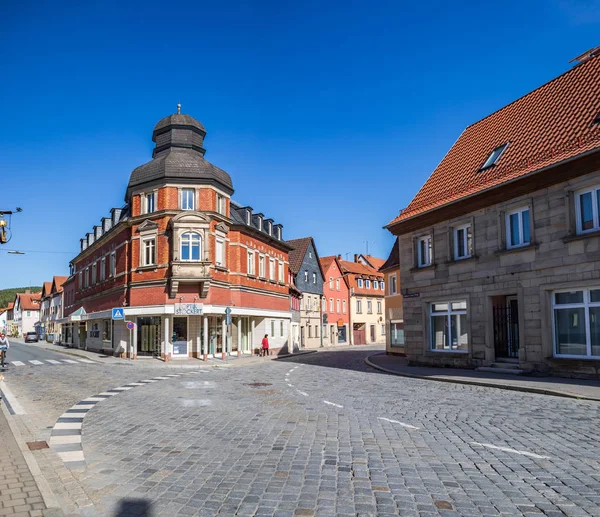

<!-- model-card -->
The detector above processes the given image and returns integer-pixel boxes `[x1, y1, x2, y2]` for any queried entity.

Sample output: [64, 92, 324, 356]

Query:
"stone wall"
[400, 168, 600, 377]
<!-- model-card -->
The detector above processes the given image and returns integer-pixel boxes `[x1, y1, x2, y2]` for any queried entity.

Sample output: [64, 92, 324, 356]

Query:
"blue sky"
[0, 0, 599, 289]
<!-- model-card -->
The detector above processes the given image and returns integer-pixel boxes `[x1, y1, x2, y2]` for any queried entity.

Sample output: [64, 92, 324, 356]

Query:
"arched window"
[180, 232, 202, 261]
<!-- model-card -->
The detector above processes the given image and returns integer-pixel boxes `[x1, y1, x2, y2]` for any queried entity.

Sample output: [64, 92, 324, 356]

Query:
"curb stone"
[364, 353, 600, 402]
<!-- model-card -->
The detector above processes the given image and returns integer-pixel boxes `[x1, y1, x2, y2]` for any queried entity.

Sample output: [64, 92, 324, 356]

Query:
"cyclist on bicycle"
[0, 333, 9, 368]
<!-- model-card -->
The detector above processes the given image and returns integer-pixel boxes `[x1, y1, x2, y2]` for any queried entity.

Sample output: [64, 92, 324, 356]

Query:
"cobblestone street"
[3, 346, 600, 516]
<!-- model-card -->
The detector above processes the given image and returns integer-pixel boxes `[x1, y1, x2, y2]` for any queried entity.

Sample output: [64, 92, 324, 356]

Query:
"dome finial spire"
[177, 103, 181, 114]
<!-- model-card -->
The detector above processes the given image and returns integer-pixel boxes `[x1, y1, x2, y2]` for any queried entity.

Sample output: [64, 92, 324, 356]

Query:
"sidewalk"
[366, 352, 600, 401]
[0, 400, 59, 516]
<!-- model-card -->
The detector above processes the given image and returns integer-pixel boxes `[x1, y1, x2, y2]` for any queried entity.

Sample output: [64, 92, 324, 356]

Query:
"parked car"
[24, 332, 38, 343]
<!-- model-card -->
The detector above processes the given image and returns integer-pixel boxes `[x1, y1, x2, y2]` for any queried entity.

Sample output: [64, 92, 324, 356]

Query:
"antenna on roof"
[569, 46, 600, 65]
[177, 103, 181, 114]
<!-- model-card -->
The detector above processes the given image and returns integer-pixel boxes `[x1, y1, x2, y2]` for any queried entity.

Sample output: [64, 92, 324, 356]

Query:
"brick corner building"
[60, 109, 292, 360]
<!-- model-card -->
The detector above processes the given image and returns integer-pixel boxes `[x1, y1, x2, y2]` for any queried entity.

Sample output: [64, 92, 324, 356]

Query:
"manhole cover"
[27, 441, 49, 450]
[247, 382, 272, 387]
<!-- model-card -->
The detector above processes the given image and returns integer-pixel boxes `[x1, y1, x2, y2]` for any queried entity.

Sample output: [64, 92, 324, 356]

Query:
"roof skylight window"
[594, 111, 600, 125]
[480, 143, 509, 171]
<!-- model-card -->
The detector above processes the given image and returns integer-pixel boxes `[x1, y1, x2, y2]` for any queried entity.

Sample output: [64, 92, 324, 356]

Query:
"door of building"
[300, 326, 305, 348]
[330, 325, 335, 344]
[493, 297, 519, 358]
[137, 317, 162, 357]
[172, 317, 188, 357]
[353, 323, 365, 345]
[370, 324, 376, 343]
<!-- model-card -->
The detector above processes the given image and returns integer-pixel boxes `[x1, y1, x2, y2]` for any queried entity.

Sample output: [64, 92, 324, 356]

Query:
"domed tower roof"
[126, 105, 233, 202]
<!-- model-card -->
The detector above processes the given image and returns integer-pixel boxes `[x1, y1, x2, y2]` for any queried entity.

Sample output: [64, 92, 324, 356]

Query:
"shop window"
[430, 301, 468, 352]
[553, 288, 600, 358]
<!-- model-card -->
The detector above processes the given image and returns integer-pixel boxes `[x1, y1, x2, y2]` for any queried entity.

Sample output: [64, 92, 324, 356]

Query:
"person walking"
[0, 333, 9, 368]
[261, 334, 269, 357]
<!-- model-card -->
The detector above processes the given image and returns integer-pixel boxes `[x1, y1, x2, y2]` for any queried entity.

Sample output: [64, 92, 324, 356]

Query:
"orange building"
[60, 109, 292, 360]
[319, 256, 350, 345]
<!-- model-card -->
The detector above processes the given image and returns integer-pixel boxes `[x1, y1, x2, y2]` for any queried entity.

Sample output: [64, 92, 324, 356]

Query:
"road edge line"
[1, 398, 61, 510]
[364, 355, 600, 402]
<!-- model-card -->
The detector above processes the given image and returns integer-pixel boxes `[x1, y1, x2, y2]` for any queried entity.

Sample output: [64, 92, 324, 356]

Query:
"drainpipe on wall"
[349, 285, 353, 345]
[320, 295, 323, 348]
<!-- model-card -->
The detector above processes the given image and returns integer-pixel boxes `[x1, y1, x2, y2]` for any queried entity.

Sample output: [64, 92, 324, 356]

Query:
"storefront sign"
[337, 318, 344, 327]
[174, 303, 203, 315]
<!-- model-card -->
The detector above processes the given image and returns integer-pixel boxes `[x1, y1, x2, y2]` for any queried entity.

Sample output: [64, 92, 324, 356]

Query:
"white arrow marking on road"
[46, 360, 62, 365]
[470, 442, 551, 459]
[323, 400, 344, 408]
[29, 360, 44, 365]
[10, 361, 25, 366]
[378, 417, 420, 430]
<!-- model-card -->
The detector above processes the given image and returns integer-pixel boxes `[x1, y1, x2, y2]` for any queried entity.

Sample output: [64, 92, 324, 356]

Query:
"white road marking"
[0, 383, 26, 414]
[378, 417, 420, 430]
[54, 422, 83, 430]
[60, 413, 87, 419]
[77, 359, 95, 364]
[49, 435, 81, 445]
[10, 361, 25, 366]
[180, 399, 212, 407]
[323, 400, 343, 408]
[81, 397, 106, 402]
[297, 391, 309, 397]
[57, 450, 85, 462]
[471, 442, 551, 459]
[62, 359, 79, 364]
[288, 369, 294, 373]
[287, 383, 294, 387]
[46, 360, 62, 365]
[29, 360, 44, 365]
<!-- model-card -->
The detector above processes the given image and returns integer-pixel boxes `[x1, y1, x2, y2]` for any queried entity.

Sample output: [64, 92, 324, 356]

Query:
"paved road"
[1, 339, 96, 369]
[4, 346, 600, 516]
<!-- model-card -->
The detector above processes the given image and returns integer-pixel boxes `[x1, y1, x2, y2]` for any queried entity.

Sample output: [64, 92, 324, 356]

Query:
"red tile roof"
[7, 303, 14, 310]
[380, 238, 400, 272]
[18, 293, 42, 311]
[319, 256, 336, 272]
[339, 259, 384, 296]
[52, 276, 69, 294]
[286, 237, 314, 275]
[41, 282, 52, 298]
[361, 255, 386, 270]
[388, 51, 600, 228]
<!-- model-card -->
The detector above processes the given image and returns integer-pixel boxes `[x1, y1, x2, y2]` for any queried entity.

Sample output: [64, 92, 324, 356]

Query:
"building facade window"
[377, 301, 382, 314]
[390, 275, 397, 295]
[269, 258, 275, 281]
[100, 257, 106, 281]
[373, 280, 378, 290]
[506, 207, 530, 248]
[417, 235, 432, 267]
[103, 320, 112, 342]
[247, 251, 255, 276]
[336, 299, 340, 313]
[92, 262, 97, 285]
[575, 186, 600, 234]
[259, 255, 266, 278]
[312, 272, 317, 284]
[271, 320, 275, 337]
[308, 325, 312, 338]
[278, 261, 284, 283]
[356, 300, 362, 313]
[336, 279, 340, 291]
[430, 301, 468, 352]
[329, 277, 333, 289]
[280, 320, 284, 337]
[110, 251, 116, 277]
[453, 224, 473, 260]
[85, 267, 89, 288]
[553, 288, 600, 358]
[304, 270, 308, 282]
[381, 324, 385, 335]
[181, 189, 195, 210]
[144, 192, 156, 214]
[342, 300, 346, 313]
[216, 194, 225, 215]
[391, 323, 404, 346]
[142, 238, 156, 266]
[329, 298, 334, 312]
[365, 279, 371, 289]
[381, 281, 385, 291]
[78, 271, 83, 289]
[181, 232, 201, 261]
[367, 300, 372, 314]
[357, 278, 363, 288]
[215, 238, 225, 267]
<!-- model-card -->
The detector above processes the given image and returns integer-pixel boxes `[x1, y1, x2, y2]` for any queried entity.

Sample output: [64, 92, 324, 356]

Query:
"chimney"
[337, 255, 342, 260]
[94, 225, 102, 240]
[25, 289, 30, 294]
[354, 254, 358, 263]
[102, 217, 112, 233]
[570, 46, 600, 65]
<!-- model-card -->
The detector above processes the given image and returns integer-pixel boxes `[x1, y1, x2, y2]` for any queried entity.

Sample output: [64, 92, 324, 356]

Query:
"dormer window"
[246, 210, 251, 225]
[143, 192, 156, 214]
[480, 143, 508, 171]
[216, 194, 225, 215]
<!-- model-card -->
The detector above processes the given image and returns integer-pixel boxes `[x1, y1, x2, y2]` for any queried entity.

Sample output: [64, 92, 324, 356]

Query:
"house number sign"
[175, 303, 203, 315]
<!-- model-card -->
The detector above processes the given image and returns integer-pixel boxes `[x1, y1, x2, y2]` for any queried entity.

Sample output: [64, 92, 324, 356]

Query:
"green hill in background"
[0, 286, 42, 308]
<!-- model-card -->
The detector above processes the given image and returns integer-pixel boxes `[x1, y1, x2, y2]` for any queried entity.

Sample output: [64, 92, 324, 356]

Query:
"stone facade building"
[386, 49, 600, 377]
[60, 109, 292, 360]
[286, 237, 325, 349]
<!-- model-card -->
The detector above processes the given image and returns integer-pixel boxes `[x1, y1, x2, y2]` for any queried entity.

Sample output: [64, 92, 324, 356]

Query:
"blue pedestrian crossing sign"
[112, 308, 125, 320]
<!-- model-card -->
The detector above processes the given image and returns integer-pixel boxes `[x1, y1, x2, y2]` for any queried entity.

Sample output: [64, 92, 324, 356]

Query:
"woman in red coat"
[261, 334, 269, 357]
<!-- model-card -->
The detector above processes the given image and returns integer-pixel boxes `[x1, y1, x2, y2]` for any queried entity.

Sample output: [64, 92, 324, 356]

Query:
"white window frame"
[357, 278, 363, 288]
[377, 301, 382, 314]
[312, 272, 317, 284]
[100, 257, 106, 282]
[480, 143, 508, 170]
[247, 251, 255, 276]
[373, 280, 379, 290]
[505, 207, 531, 249]
[142, 237, 156, 266]
[336, 299, 340, 313]
[143, 192, 156, 214]
[575, 185, 600, 234]
[365, 279, 371, 289]
[367, 300, 372, 314]
[269, 258, 275, 281]
[91, 262, 97, 285]
[110, 251, 116, 277]
[259, 255, 266, 278]
[215, 238, 225, 267]
[381, 281, 385, 291]
[180, 232, 202, 262]
[342, 300, 346, 314]
[216, 193, 225, 215]
[329, 298, 334, 312]
[85, 267, 89, 288]
[430, 300, 468, 353]
[356, 300, 362, 313]
[181, 188, 195, 211]
[417, 235, 432, 268]
[453, 223, 473, 260]
[329, 277, 333, 289]
[78, 271, 83, 289]
[336, 278, 340, 291]
[304, 270, 308, 282]
[278, 261, 284, 283]
[552, 287, 600, 359]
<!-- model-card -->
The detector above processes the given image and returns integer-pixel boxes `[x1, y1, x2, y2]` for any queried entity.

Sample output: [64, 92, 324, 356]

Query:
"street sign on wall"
[112, 308, 125, 320]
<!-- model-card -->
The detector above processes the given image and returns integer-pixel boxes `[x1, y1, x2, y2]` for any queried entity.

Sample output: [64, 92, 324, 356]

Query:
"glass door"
[172, 317, 188, 357]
